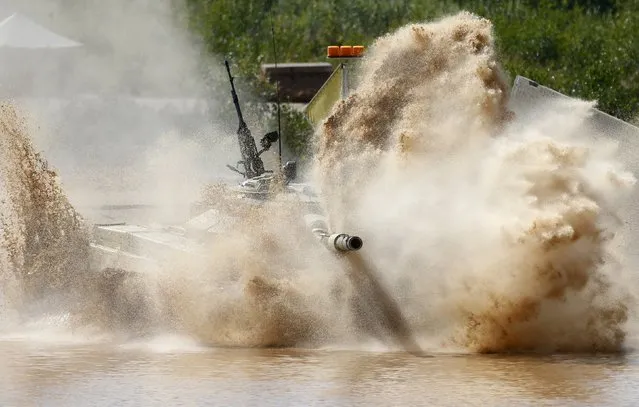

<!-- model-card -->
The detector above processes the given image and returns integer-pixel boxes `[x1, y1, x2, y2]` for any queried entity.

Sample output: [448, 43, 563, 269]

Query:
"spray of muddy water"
[315, 11, 637, 353]
[152, 195, 355, 348]
[0, 99, 354, 345]
[1, 11, 637, 353]
[0, 103, 92, 321]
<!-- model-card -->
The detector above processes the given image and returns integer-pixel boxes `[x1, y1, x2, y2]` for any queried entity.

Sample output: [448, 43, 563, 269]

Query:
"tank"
[88, 59, 362, 277]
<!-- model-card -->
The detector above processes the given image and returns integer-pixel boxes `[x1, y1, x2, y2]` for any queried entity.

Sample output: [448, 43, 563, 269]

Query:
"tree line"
[181, 0, 639, 161]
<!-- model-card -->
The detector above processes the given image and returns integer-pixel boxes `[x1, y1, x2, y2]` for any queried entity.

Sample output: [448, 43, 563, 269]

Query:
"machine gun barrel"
[225, 60, 246, 127]
[224, 59, 266, 179]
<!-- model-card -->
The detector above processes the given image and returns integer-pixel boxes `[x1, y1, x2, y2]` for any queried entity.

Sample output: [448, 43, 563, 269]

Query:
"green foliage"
[182, 0, 639, 158]
[184, 0, 448, 72]
[458, 0, 639, 120]
[277, 104, 314, 161]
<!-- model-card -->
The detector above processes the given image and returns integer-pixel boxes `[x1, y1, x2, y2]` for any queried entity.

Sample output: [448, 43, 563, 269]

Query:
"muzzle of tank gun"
[328, 233, 363, 251]
[304, 214, 363, 252]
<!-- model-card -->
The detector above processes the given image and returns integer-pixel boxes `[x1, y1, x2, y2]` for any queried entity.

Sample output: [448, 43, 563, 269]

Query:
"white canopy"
[0, 12, 81, 49]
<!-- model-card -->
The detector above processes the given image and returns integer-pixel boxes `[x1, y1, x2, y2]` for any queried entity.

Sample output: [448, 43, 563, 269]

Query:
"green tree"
[182, 0, 639, 157]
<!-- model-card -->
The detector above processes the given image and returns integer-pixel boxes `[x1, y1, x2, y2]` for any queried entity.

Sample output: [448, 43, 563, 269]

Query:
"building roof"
[260, 62, 334, 103]
[0, 12, 82, 49]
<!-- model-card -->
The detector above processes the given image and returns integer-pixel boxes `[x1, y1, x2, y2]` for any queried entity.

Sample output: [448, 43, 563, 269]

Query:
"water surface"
[1, 336, 637, 406]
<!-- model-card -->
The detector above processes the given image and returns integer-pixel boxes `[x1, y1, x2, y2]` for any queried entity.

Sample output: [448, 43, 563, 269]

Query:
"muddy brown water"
[0, 335, 637, 407]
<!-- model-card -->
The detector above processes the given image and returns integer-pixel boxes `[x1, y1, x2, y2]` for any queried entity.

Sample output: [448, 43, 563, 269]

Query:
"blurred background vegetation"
[179, 0, 639, 163]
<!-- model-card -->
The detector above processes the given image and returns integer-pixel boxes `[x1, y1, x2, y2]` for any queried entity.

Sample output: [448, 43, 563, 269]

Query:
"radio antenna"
[269, 13, 282, 169]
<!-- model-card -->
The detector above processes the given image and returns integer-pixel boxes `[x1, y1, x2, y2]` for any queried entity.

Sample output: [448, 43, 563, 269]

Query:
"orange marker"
[327, 45, 365, 58]
[339, 45, 353, 57]
[327, 46, 339, 57]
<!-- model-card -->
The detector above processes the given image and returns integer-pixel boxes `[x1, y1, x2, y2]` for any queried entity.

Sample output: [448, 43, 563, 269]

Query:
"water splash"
[0, 103, 90, 311]
[0, 11, 637, 354]
[315, 11, 636, 353]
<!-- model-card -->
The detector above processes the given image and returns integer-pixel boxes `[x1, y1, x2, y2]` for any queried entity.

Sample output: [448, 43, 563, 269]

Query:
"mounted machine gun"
[224, 59, 279, 179]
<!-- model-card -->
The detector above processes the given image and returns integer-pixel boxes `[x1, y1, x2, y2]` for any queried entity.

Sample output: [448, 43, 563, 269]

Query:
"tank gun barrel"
[327, 233, 363, 251]
[304, 214, 363, 252]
